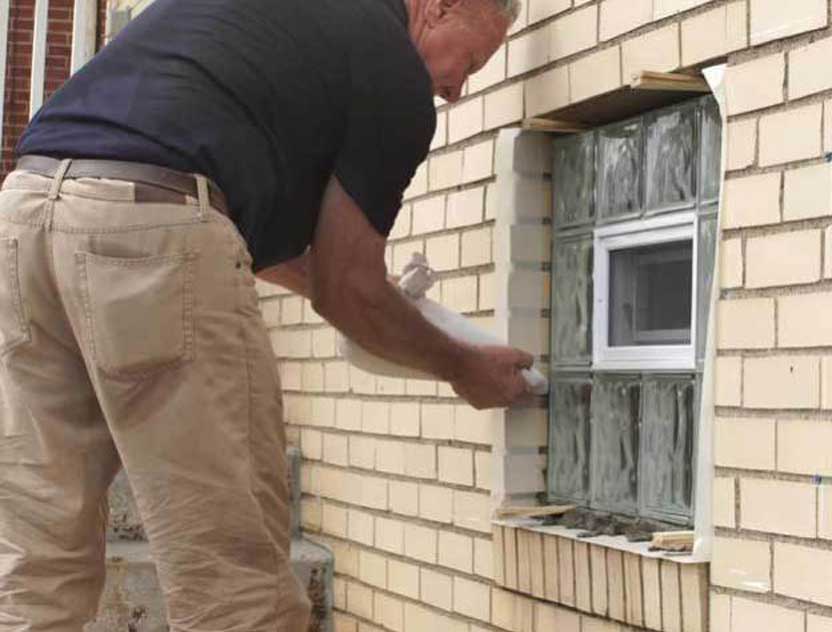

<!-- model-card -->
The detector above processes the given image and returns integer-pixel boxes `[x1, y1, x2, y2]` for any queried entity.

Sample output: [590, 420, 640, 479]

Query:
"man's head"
[407, 0, 520, 103]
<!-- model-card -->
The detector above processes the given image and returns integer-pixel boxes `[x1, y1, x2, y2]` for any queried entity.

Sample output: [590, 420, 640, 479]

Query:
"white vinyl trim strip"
[29, 0, 49, 119]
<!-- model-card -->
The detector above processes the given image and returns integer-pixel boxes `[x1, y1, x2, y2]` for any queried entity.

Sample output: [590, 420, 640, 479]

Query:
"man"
[0, 0, 528, 629]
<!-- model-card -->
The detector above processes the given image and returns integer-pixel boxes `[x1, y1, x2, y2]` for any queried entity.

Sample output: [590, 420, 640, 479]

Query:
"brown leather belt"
[16, 155, 231, 217]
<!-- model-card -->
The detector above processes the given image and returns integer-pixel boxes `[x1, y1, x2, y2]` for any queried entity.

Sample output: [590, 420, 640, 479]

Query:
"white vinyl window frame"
[592, 210, 698, 371]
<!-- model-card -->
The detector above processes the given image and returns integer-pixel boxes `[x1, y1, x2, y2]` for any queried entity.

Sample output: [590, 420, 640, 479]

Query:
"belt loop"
[48, 159, 72, 201]
[195, 174, 210, 221]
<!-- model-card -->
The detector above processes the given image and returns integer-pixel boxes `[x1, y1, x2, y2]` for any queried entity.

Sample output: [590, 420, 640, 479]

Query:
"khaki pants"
[0, 166, 311, 631]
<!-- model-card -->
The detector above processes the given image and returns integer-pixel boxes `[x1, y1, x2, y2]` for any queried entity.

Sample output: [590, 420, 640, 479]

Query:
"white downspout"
[70, 0, 97, 74]
[29, 0, 49, 119]
[0, 0, 10, 152]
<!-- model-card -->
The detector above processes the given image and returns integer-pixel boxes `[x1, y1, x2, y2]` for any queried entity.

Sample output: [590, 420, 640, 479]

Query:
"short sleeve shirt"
[16, 0, 436, 271]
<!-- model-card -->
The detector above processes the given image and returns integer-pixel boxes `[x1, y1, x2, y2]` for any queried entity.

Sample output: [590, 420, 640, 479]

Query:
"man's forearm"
[315, 276, 472, 383]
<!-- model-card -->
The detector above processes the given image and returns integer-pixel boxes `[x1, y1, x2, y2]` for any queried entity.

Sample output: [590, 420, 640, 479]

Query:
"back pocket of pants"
[76, 251, 197, 378]
[0, 238, 31, 356]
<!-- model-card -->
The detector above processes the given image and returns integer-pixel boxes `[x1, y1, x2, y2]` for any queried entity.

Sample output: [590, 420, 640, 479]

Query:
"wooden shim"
[521, 118, 589, 133]
[496, 504, 576, 519]
[651, 530, 695, 552]
[631, 70, 710, 93]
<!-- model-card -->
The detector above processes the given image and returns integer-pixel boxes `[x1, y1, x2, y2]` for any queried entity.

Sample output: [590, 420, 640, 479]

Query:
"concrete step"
[86, 538, 333, 632]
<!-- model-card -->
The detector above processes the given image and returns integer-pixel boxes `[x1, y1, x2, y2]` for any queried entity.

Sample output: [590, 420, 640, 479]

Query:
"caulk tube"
[337, 254, 549, 396]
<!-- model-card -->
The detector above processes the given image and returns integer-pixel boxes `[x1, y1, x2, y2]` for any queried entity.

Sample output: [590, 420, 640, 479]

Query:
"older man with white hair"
[0, 0, 527, 629]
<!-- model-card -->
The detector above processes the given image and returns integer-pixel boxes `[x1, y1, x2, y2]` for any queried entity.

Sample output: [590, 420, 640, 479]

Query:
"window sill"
[493, 519, 709, 632]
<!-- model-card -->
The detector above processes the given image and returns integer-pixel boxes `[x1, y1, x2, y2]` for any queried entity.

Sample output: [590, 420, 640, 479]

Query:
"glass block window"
[548, 96, 720, 526]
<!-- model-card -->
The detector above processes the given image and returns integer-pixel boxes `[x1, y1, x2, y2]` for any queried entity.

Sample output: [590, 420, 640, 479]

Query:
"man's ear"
[426, 0, 464, 26]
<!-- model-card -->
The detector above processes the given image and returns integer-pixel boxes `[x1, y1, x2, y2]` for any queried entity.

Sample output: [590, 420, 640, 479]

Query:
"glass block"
[552, 236, 593, 365]
[696, 211, 718, 362]
[597, 120, 642, 220]
[700, 97, 723, 202]
[609, 240, 693, 347]
[548, 376, 593, 503]
[590, 375, 641, 515]
[553, 134, 596, 227]
[639, 376, 696, 523]
[645, 104, 696, 211]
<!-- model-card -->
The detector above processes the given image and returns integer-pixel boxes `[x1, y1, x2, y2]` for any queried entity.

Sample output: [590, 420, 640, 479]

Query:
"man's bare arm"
[256, 253, 311, 298]
[307, 176, 531, 409]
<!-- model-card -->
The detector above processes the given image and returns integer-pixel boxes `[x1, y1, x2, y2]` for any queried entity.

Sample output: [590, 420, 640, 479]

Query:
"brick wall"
[260, 1, 832, 631]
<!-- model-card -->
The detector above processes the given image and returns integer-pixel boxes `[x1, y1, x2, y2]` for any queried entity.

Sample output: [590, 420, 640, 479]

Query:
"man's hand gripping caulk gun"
[339, 253, 550, 400]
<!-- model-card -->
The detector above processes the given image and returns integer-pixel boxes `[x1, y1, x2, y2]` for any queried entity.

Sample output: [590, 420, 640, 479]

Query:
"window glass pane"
[645, 105, 696, 210]
[553, 134, 596, 227]
[639, 376, 696, 523]
[598, 121, 642, 219]
[609, 241, 693, 347]
[548, 377, 592, 502]
[697, 212, 718, 363]
[590, 375, 640, 515]
[552, 236, 593, 365]
[700, 97, 722, 202]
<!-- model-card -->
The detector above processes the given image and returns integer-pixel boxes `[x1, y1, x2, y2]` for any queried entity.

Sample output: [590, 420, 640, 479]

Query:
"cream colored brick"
[550, 5, 598, 61]
[722, 172, 780, 229]
[826, 100, 832, 153]
[779, 420, 832, 475]
[406, 378, 437, 396]
[425, 233, 460, 272]
[280, 295, 303, 325]
[745, 356, 820, 409]
[461, 226, 492, 268]
[681, 1, 747, 66]
[569, 46, 621, 103]
[462, 139, 495, 184]
[359, 550, 387, 588]
[454, 577, 491, 622]
[390, 402, 419, 437]
[581, 617, 623, 632]
[717, 298, 775, 349]
[714, 417, 776, 470]
[312, 328, 337, 358]
[454, 405, 494, 445]
[301, 428, 323, 461]
[260, 298, 280, 327]
[438, 530, 474, 573]
[711, 537, 771, 592]
[528, 0, 570, 24]
[474, 537, 493, 579]
[621, 24, 680, 82]
[420, 568, 453, 610]
[746, 230, 821, 288]
[713, 477, 736, 528]
[419, 484, 453, 523]
[507, 27, 550, 77]
[322, 503, 348, 537]
[784, 163, 832, 222]
[438, 446, 474, 486]
[759, 104, 823, 167]
[442, 276, 478, 313]
[453, 490, 492, 533]
[791, 37, 832, 99]
[810, 615, 832, 632]
[741, 479, 816, 537]
[727, 119, 756, 171]
[469, 44, 506, 94]
[535, 603, 580, 632]
[300, 497, 321, 531]
[446, 187, 484, 229]
[710, 593, 730, 632]
[387, 559, 419, 599]
[346, 583, 373, 623]
[720, 238, 743, 289]
[376, 440, 406, 475]
[725, 54, 785, 116]
[429, 151, 464, 191]
[359, 475, 388, 510]
[430, 113, 447, 152]
[374, 593, 403, 632]
[484, 83, 523, 130]
[323, 433, 348, 467]
[336, 398, 362, 431]
[302, 363, 324, 391]
[479, 272, 495, 312]
[750, 0, 827, 45]
[826, 227, 832, 279]
[411, 195, 445, 235]
[362, 401, 389, 434]
[324, 361, 349, 393]
[449, 97, 484, 144]
[404, 523, 437, 563]
[347, 509, 374, 546]
[281, 362, 301, 391]
[714, 356, 742, 407]
[421, 403, 455, 440]
[351, 366, 376, 396]
[404, 443, 436, 479]
[475, 451, 492, 490]
[389, 480, 419, 517]
[780, 293, 832, 348]
[524, 65, 570, 117]
[376, 376, 405, 397]
[403, 162, 428, 201]
[731, 598, 804, 632]
[775, 542, 832, 606]
[600, 0, 653, 41]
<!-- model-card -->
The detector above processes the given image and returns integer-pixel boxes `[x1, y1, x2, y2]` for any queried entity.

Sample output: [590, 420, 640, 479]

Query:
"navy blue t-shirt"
[17, 0, 436, 271]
